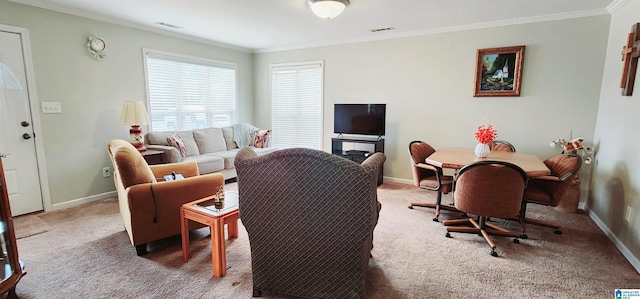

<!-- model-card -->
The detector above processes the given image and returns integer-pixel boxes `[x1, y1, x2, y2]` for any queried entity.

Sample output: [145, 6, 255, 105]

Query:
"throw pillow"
[167, 133, 187, 158]
[253, 129, 271, 148]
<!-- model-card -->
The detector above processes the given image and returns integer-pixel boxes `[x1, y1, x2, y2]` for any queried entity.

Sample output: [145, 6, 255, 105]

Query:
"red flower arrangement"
[475, 124, 497, 144]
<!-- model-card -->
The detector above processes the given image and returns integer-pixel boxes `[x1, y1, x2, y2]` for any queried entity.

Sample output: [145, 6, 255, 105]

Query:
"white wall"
[591, 0, 640, 266]
[254, 16, 610, 184]
[0, 1, 254, 205]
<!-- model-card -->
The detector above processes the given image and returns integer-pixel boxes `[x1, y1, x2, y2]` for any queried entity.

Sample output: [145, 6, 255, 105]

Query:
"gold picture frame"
[473, 45, 525, 97]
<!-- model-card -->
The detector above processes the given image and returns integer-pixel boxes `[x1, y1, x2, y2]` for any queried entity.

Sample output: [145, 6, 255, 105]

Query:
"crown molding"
[8, 0, 252, 53]
[606, 0, 630, 14]
[254, 8, 611, 53]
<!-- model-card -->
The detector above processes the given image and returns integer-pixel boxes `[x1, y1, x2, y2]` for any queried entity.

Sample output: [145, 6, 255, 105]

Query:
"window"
[144, 50, 237, 132]
[271, 61, 323, 150]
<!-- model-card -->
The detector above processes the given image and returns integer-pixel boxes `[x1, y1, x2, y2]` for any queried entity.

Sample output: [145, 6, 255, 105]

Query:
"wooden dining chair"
[443, 161, 528, 257]
[489, 140, 516, 152]
[407, 141, 457, 222]
[521, 153, 582, 235]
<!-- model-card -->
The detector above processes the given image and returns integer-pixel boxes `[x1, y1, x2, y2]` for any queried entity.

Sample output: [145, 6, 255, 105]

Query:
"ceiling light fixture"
[306, 0, 350, 19]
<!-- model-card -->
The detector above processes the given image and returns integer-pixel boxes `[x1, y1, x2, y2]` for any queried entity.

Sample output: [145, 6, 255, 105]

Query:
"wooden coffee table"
[180, 190, 239, 277]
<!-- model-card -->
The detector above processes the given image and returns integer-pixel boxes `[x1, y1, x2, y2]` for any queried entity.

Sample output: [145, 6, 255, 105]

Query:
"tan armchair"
[235, 147, 385, 298]
[107, 139, 224, 255]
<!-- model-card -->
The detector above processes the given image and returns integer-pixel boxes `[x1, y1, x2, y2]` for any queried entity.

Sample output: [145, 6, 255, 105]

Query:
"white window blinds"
[144, 51, 237, 132]
[271, 62, 323, 150]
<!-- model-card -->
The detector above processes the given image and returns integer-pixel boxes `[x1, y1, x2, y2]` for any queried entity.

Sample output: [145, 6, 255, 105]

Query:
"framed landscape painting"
[473, 45, 525, 97]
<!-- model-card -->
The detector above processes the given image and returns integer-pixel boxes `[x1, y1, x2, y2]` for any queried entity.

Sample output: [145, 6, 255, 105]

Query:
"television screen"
[334, 104, 386, 136]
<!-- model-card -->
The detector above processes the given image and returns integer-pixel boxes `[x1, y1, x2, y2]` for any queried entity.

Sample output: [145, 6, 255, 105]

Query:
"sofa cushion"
[177, 132, 200, 157]
[221, 126, 238, 150]
[207, 150, 238, 170]
[193, 127, 227, 154]
[252, 129, 271, 148]
[184, 155, 225, 174]
[251, 147, 280, 156]
[147, 131, 199, 157]
[145, 131, 175, 146]
[210, 147, 280, 170]
[166, 134, 187, 158]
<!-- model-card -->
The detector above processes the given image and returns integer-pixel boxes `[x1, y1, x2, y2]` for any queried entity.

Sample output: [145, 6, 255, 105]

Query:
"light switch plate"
[41, 102, 62, 114]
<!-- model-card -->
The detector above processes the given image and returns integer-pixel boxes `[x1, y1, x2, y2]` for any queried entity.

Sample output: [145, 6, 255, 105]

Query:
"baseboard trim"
[586, 207, 640, 273]
[382, 176, 412, 185]
[50, 191, 116, 211]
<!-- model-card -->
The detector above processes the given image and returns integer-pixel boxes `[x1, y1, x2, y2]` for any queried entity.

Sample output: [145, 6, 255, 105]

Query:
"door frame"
[1, 24, 51, 212]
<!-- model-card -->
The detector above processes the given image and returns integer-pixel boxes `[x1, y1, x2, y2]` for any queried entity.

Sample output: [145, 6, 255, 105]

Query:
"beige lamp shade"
[119, 101, 150, 152]
[119, 101, 150, 126]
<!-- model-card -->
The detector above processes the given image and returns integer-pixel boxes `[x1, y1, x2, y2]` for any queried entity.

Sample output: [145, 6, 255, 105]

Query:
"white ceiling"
[11, 0, 615, 52]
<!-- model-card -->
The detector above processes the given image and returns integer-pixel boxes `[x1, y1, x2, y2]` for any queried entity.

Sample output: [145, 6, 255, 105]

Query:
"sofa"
[107, 139, 225, 256]
[235, 147, 386, 298]
[144, 123, 279, 180]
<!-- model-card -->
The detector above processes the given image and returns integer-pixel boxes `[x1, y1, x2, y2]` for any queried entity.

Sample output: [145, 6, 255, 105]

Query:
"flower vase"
[474, 143, 490, 158]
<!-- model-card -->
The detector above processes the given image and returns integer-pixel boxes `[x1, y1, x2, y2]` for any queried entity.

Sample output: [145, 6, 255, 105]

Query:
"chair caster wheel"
[513, 238, 520, 244]
[490, 250, 498, 257]
[554, 230, 563, 235]
[519, 233, 528, 239]
[408, 205, 414, 209]
[432, 217, 439, 222]
[445, 232, 451, 238]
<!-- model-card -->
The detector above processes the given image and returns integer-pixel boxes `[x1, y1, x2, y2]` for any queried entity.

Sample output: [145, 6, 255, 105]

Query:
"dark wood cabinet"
[0, 158, 26, 299]
[331, 137, 385, 185]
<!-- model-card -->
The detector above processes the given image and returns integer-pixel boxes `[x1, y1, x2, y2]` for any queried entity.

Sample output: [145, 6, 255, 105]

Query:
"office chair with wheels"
[521, 153, 582, 235]
[489, 140, 516, 152]
[407, 140, 456, 222]
[443, 161, 528, 257]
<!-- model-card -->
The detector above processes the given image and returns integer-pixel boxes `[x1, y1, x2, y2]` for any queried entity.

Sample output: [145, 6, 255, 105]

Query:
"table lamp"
[120, 101, 150, 152]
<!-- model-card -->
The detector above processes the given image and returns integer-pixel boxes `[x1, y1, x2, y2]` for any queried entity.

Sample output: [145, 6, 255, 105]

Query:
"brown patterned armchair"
[107, 139, 224, 255]
[235, 147, 385, 298]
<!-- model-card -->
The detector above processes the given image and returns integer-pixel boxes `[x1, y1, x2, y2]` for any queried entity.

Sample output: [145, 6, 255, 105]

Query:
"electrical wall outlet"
[625, 206, 632, 223]
[102, 167, 111, 178]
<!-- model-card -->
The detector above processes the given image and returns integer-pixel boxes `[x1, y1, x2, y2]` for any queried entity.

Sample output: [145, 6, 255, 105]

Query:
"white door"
[0, 30, 44, 216]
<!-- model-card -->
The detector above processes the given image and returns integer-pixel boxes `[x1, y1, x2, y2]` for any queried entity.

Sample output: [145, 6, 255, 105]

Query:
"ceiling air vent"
[155, 22, 183, 29]
[369, 27, 394, 33]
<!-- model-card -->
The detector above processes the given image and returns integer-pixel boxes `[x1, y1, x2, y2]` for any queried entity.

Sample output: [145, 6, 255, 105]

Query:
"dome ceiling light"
[306, 0, 350, 19]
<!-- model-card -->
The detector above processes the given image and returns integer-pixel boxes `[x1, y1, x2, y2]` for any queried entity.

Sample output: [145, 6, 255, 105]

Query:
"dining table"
[424, 147, 551, 177]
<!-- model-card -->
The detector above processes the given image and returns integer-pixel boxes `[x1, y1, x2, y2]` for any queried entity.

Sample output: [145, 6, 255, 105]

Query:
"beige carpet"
[13, 214, 51, 239]
[12, 182, 640, 298]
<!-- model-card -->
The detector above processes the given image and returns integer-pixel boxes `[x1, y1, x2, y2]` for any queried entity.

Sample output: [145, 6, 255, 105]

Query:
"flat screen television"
[334, 104, 386, 136]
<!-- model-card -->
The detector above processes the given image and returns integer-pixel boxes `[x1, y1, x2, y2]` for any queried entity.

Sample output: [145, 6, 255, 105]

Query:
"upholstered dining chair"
[407, 140, 456, 222]
[521, 153, 582, 234]
[443, 161, 528, 257]
[235, 147, 385, 299]
[107, 139, 225, 255]
[489, 140, 516, 152]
